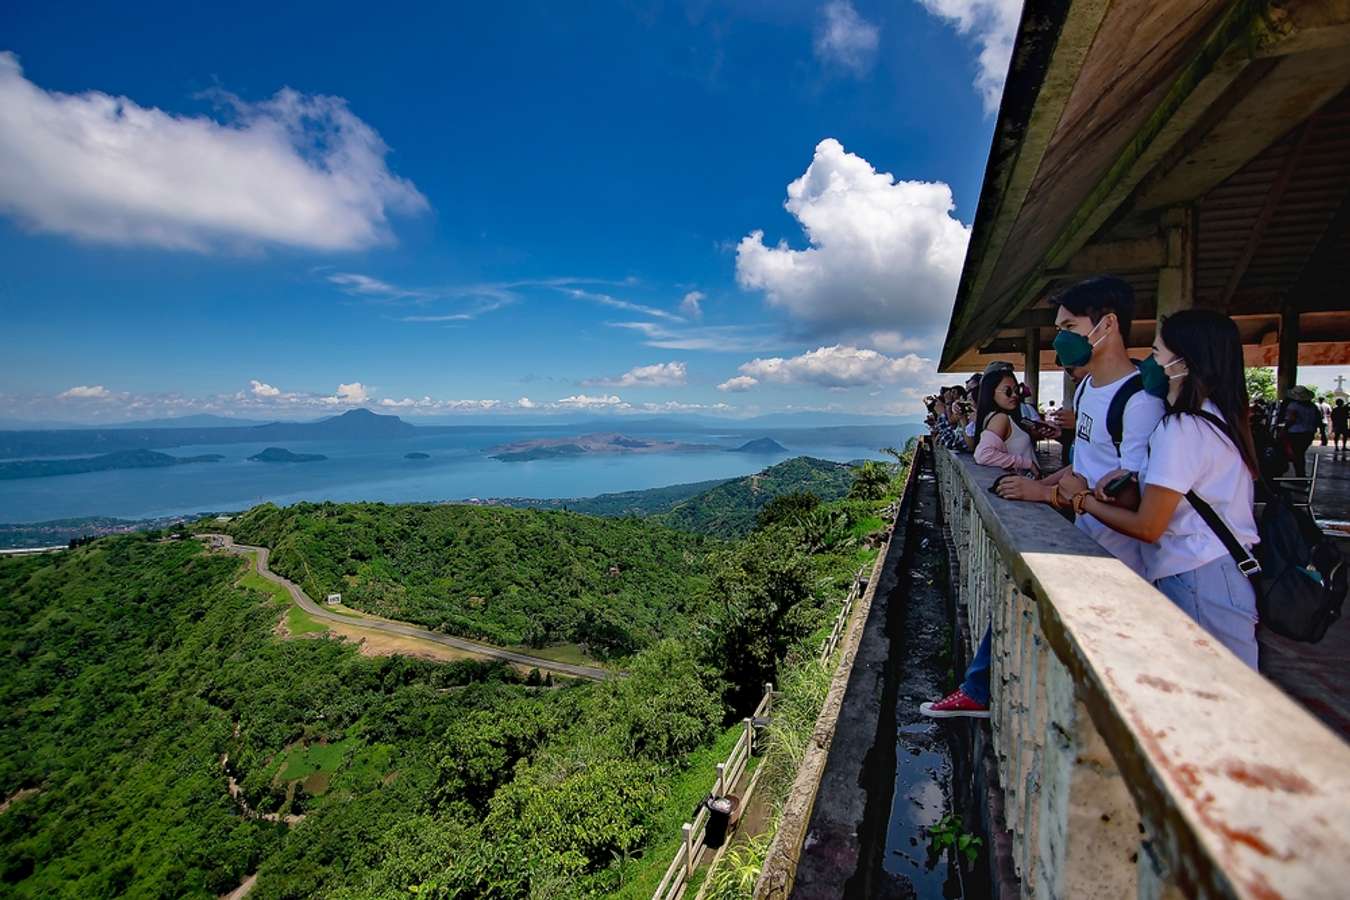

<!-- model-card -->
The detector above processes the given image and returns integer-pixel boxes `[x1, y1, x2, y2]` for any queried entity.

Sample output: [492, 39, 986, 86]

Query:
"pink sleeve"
[974, 429, 1035, 470]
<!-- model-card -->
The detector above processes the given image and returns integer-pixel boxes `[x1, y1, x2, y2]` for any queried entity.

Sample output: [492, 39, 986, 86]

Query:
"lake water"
[0, 425, 922, 523]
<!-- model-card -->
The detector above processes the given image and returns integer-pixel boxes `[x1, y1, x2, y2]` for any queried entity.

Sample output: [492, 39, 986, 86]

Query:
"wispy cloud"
[559, 287, 684, 322]
[608, 321, 781, 353]
[814, 1, 880, 76]
[0, 52, 426, 252]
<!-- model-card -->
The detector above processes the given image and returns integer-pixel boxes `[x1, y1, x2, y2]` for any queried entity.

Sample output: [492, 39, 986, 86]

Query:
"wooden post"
[715, 762, 726, 797]
[1155, 207, 1196, 335]
[683, 822, 694, 876]
[1278, 305, 1300, 399]
[744, 717, 754, 755]
[1024, 326, 1041, 404]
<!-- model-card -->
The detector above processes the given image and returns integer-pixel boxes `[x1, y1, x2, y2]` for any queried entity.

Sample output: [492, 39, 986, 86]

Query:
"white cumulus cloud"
[249, 380, 281, 398]
[736, 345, 931, 389]
[557, 393, 628, 409]
[0, 52, 426, 252]
[679, 291, 705, 319]
[333, 382, 370, 404]
[736, 138, 969, 343]
[917, 0, 1022, 113]
[717, 376, 759, 393]
[586, 362, 687, 388]
[814, 1, 880, 75]
[57, 384, 110, 399]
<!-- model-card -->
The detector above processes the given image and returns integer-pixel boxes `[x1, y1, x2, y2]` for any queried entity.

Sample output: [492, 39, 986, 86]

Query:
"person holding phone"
[1053, 310, 1260, 667]
[973, 364, 1040, 475]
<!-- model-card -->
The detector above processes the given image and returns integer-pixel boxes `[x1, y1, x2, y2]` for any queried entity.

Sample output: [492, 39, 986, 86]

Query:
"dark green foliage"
[753, 491, 821, 531]
[696, 530, 817, 711]
[659, 457, 856, 537]
[848, 460, 893, 500]
[225, 501, 712, 657]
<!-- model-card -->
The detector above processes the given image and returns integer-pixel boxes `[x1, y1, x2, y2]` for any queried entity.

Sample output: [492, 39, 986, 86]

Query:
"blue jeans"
[1154, 555, 1259, 670]
[960, 627, 992, 705]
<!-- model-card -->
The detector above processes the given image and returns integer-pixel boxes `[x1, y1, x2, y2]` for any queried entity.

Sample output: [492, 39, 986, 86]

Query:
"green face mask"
[1138, 354, 1186, 398]
[1052, 317, 1106, 368]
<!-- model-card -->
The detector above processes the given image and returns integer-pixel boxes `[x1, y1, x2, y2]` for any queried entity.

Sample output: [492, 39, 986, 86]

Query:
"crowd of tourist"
[920, 276, 1297, 718]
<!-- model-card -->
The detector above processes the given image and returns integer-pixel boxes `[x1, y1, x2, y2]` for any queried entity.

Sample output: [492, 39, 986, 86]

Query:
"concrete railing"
[934, 447, 1350, 899]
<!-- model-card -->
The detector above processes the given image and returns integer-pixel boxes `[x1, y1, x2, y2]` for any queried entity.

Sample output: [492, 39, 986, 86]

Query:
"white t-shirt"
[1072, 371, 1166, 577]
[1140, 402, 1258, 581]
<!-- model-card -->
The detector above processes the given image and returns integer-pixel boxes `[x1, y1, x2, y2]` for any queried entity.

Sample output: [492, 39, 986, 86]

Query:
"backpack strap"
[1106, 371, 1144, 458]
[1185, 489, 1262, 578]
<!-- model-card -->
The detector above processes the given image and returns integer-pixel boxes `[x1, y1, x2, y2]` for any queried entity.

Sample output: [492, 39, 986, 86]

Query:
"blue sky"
[1, 0, 1024, 422]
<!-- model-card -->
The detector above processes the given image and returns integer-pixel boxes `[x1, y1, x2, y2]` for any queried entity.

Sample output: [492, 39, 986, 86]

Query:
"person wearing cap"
[1283, 386, 1320, 477]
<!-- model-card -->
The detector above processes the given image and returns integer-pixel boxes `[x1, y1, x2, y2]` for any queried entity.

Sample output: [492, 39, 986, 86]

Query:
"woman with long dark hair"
[1055, 309, 1260, 667]
[972, 364, 1039, 474]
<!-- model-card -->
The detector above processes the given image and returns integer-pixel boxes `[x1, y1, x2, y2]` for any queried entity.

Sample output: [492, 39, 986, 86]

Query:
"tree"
[848, 461, 892, 500]
[754, 491, 820, 531]
[698, 532, 814, 711]
[1245, 367, 1276, 403]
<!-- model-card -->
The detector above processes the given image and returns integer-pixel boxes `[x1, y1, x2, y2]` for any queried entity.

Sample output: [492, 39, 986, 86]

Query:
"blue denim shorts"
[1154, 554, 1259, 670]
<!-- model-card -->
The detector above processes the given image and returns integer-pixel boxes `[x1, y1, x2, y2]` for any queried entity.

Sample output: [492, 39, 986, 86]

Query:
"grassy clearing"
[612, 722, 754, 899]
[286, 604, 328, 636]
[277, 736, 358, 785]
[513, 642, 599, 667]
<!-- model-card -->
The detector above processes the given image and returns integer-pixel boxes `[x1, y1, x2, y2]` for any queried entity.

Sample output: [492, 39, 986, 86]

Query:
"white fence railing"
[819, 566, 869, 664]
[653, 686, 775, 900]
[934, 446, 1350, 899]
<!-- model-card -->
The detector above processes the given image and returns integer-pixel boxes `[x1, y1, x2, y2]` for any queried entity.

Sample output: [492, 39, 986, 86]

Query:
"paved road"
[200, 534, 612, 681]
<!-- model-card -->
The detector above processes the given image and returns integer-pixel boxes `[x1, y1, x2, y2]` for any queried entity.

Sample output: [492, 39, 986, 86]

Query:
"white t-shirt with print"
[1140, 402, 1258, 581]
[1072, 371, 1166, 577]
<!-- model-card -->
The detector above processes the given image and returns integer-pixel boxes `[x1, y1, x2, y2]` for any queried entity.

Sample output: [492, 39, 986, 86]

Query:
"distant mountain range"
[0, 448, 224, 480]
[0, 409, 415, 460]
[489, 432, 717, 462]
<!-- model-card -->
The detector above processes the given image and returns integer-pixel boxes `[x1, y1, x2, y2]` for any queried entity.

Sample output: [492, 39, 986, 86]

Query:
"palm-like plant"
[848, 460, 891, 500]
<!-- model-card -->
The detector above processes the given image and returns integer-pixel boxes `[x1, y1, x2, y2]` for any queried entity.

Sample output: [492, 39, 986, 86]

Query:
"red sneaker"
[919, 689, 990, 719]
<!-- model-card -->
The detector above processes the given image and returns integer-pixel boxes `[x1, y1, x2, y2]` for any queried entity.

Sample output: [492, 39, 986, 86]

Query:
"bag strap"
[1106, 370, 1144, 458]
[1185, 489, 1262, 578]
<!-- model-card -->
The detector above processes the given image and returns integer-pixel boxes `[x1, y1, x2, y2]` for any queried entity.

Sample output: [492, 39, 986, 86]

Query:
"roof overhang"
[941, 0, 1350, 372]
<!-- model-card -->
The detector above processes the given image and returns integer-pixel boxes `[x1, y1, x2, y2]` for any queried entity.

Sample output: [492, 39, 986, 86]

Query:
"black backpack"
[1181, 412, 1346, 643]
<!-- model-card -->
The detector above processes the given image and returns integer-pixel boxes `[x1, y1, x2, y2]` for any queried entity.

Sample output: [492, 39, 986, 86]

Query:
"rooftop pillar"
[1024, 327, 1041, 405]
[1155, 208, 1196, 333]
[1278, 306, 1300, 399]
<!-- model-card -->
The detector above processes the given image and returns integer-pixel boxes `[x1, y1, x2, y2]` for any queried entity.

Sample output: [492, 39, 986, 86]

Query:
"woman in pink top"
[973, 367, 1040, 475]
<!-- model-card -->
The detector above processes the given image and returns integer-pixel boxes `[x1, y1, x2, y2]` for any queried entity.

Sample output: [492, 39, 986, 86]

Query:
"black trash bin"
[702, 795, 740, 850]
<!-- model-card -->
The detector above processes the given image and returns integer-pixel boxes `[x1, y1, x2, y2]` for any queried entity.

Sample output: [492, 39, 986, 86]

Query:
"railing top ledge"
[935, 447, 1350, 899]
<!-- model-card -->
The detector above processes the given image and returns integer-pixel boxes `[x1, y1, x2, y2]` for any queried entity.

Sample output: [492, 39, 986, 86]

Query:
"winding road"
[199, 534, 612, 681]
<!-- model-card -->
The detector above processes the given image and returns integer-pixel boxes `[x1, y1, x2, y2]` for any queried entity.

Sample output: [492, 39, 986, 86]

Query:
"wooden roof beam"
[1218, 120, 1315, 305]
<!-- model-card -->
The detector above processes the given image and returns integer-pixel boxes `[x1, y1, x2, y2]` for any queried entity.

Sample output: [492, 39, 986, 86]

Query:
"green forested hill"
[0, 457, 905, 899]
[656, 456, 857, 537]
[492, 476, 732, 517]
[223, 501, 714, 657]
[0, 535, 729, 899]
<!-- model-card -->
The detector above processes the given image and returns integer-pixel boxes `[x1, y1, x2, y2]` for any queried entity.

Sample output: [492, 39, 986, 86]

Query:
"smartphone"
[1103, 472, 1137, 497]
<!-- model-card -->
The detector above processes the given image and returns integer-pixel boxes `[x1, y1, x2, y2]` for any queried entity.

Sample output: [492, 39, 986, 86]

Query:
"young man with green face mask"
[923, 277, 1167, 720]
[993, 276, 1165, 577]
